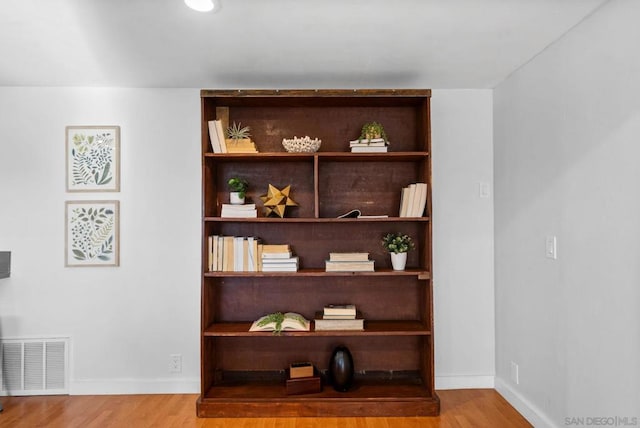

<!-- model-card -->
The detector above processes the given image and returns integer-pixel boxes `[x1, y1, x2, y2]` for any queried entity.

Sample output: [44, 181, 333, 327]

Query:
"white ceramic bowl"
[282, 136, 322, 153]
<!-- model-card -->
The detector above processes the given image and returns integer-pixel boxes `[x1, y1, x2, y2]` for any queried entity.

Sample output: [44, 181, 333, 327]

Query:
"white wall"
[494, 0, 640, 426]
[0, 88, 202, 393]
[432, 90, 495, 389]
[0, 88, 495, 393]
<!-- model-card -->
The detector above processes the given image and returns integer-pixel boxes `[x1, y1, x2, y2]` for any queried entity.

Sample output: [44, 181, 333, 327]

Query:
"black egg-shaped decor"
[329, 345, 354, 392]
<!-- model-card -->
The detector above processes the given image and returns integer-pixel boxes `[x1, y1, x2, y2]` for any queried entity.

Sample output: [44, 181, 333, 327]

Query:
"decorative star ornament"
[260, 184, 298, 218]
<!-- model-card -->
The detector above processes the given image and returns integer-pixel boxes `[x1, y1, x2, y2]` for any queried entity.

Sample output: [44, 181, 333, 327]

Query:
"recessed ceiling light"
[184, 0, 219, 12]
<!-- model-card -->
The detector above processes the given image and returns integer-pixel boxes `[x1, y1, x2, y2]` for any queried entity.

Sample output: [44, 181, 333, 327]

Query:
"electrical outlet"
[510, 361, 519, 385]
[169, 354, 182, 373]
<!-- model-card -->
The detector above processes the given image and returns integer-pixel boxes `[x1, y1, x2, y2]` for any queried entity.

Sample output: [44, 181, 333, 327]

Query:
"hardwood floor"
[0, 389, 531, 428]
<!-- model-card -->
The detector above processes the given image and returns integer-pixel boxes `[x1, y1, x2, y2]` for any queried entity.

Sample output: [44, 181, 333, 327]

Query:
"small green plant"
[381, 232, 414, 254]
[226, 122, 251, 141]
[358, 121, 389, 145]
[257, 312, 307, 335]
[227, 177, 249, 198]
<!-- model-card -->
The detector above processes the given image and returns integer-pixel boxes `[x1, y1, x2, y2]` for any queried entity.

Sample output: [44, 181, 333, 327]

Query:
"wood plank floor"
[0, 389, 531, 428]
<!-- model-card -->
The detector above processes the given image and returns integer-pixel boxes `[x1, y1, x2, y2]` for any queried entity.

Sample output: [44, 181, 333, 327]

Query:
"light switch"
[545, 236, 557, 260]
[479, 182, 490, 198]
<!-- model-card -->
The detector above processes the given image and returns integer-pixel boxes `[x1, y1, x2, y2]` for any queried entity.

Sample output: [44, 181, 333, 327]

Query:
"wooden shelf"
[205, 216, 431, 223]
[199, 89, 437, 417]
[204, 268, 430, 278]
[197, 374, 440, 417]
[204, 320, 431, 337]
[204, 151, 428, 161]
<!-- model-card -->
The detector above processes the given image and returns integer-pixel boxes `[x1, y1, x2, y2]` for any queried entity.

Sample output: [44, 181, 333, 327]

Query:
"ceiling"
[0, 0, 609, 89]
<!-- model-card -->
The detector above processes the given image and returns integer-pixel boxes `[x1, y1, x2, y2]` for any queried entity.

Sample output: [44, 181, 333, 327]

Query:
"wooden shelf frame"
[198, 89, 438, 417]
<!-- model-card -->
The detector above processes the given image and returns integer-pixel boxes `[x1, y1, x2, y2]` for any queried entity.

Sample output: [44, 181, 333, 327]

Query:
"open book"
[249, 312, 310, 333]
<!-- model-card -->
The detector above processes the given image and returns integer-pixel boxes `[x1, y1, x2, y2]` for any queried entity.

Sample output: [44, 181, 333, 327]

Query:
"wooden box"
[286, 375, 322, 396]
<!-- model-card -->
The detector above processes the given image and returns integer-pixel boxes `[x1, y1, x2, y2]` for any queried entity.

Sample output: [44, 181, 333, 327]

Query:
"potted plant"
[381, 232, 414, 271]
[227, 177, 248, 205]
[226, 122, 252, 145]
[358, 121, 389, 145]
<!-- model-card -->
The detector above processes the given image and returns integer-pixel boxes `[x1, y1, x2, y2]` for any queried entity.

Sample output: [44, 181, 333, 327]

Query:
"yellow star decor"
[260, 184, 298, 218]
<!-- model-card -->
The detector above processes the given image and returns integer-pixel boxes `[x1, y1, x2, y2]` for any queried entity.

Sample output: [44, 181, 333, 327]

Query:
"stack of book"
[225, 138, 258, 153]
[208, 235, 260, 272]
[220, 203, 257, 218]
[325, 252, 374, 272]
[315, 304, 364, 331]
[261, 244, 299, 272]
[399, 182, 427, 217]
[349, 138, 388, 153]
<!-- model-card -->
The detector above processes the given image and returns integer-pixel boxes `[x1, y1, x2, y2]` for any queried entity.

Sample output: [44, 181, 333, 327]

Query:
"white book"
[222, 204, 256, 210]
[399, 187, 408, 217]
[208, 121, 223, 153]
[351, 146, 388, 153]
[214, 120, 228, 153]
[217, 236, 224, 271]
[414, 182, 427, 217]
[324, 304, 357, 316]
[234, 237, 244, 271]
[221, 209, 257, 218]
[349, 138, 386, 145]
[247, 237, 256, 272]
[349, 141, 387, 147]
[404, 184, 417, 218]
[262, 251, 293, 259]
[210, 235, 219, 271]
[262, 256, 299, 264]
[261, 265, 298, 272]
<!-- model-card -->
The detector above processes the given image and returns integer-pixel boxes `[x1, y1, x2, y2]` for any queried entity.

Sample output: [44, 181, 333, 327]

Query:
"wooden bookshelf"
[198, 89, 438, 417]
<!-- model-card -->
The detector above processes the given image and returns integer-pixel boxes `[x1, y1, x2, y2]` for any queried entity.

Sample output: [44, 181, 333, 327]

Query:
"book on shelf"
[349, 138, 388, 146]
[249, 312, 310, 332]
[323, 304, 357, 317]
[261, 265, 298, 272]
[262, 244, 291, 252]
[314, 312, 364, 331]
[207, 235, 261, 272]
[226, 139, 259, 153]
[208, 121, 223, 153]
[329, 252, 370, 262]
[399, 182, 427, 217]
[221, 205, 257, 218]
[336, 209, 388, 219]
[261, 256, 299, 264]
[351, 146, 388, 153]
[322, 314, 357, 319]
[325, 260, 374, 272]
[262, 251, 293, 259]
[214, 120, 228, 153]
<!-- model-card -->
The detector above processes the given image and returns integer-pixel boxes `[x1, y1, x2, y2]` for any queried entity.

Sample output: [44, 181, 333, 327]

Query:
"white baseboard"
[495, 377, 558, 428]
[70, 377, 200, 395]
[435, 374, 495, 390]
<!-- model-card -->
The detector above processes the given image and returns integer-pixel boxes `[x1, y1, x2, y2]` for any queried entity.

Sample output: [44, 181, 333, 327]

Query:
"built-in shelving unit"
[197, 89, 438, 417]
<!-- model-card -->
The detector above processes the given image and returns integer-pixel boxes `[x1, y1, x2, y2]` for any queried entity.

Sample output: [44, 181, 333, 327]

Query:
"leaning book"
[249, 312, 310, 332]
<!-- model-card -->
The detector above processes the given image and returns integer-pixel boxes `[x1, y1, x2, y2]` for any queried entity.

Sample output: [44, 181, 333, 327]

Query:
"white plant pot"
[230, 192, 245, 205]
[390, 252, 407, 271]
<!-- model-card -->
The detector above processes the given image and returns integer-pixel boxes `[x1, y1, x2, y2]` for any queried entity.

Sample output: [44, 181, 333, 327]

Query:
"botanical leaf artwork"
[71, 132, 113, 186]
[66, 126, 119, 191]
[66, 201, 119, 267]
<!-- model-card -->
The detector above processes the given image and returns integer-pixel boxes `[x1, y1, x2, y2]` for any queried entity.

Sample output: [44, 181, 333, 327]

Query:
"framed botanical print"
[66, 126, 120, 192]
[65, 200, 120, 267]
